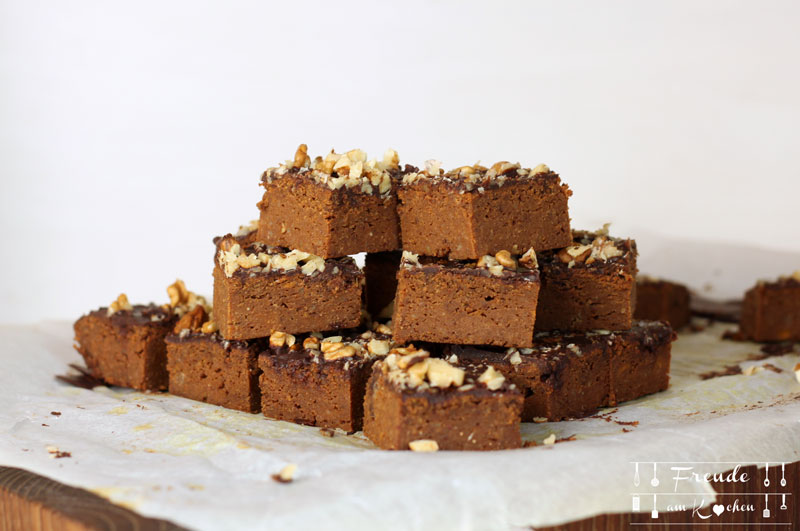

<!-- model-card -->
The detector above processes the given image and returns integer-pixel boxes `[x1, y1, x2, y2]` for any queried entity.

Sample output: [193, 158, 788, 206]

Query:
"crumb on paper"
[271, 463, 297, 483]
[50, 411, 61, 416]
[319, 427, 336, 438]
[699, 364, 742, 380]
[542, 433, 556, 445]
[762, 363, 783, 374]
[742, 365, 764, 376]
[46, 445, 71, 459]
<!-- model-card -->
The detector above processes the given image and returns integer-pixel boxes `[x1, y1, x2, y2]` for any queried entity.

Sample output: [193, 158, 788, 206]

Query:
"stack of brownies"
[73, 144, 675, 452]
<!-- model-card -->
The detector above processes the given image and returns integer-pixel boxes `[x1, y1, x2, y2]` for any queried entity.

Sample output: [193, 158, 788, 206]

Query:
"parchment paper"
[1, 319, 798, 529]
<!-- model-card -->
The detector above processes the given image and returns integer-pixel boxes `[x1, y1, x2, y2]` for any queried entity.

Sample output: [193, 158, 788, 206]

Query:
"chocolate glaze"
[86, 305, 175, 336]
[164, 330, 264, 352]
[402, 170, 565, 194]
[403, 256, 540, 283]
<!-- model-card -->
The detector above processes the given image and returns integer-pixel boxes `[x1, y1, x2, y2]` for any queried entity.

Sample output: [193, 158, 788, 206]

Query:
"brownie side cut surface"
[398, 162, 572, 259]
[634, 277, 691, 329]
[166, 331, 262, 413]
[73, 296, 176, 391]
[393, 250, 540, 347]
[363, 347, 523, 451]
[740, 274, 800, 342]
[257, 145, 402, 258]
[609, 321, 674, 404]
[536, 230, 637, 332]
[213, 238, 363, 340]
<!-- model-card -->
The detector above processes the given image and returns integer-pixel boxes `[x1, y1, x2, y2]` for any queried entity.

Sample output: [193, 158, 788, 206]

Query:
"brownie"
[740, 272, 800, 342]
[258, 325, 395, 431]
[447, 321, 674, 421]
[535, 229, 638, 332]
[634, 276, 691, 329]
[397, 161, 572, 259]
[257, 145, 403, 258]
[213, 220, 260, 249]
[393, 249, 540, 347]
[363, 346, 523, 450]
[213, 236, 364, 340]
[364, 251, 401, 319]
[166, 328, 263, 413]
[73, 294, 177, 391]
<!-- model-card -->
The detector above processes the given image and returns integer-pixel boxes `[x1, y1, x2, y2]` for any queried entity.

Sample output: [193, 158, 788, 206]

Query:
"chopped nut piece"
[167, 280, 189, 307]
[426, 358, 466, 388]
[271, 463, 297, 483]
[107, 293, 133, 316]
[495, 250, 516, 269]
[395, 348, 430, 369]
[324, 345, 357, 361]
[477, 255, 499, 268]
[401, 251, 421, 268]
[303, 337, 321, 350]
[478, 366, 506, 390]
[201, 321, 219, 334]
[532, 417, 548, 423]
[269, 331, 296, 348]
[542, 433, 556, 445]
[173, 305, 207, 334]
[373, 322, 393, 335]
[292, 144, 310, 169]
[367, 339, 390, 355]
[408, 439, 439, 452]
[519, 248, 538, 269]
[509, 351, 522, 366]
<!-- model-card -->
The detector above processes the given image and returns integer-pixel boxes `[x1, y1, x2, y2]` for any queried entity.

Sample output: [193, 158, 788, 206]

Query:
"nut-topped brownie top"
[400, 249, 539, 281]
[96, 294, 173, 324]
[378, 346, 516, 395]
[265, 322, 395, 368]
[754, 270, 800, 289]
[216, 235, 358, 279]
[538, 226, 637, 272]
[400, 159, 565, 194]
[261, 144, 401, 198]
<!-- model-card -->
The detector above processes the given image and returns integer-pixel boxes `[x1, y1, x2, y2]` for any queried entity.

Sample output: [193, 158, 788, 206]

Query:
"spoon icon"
[651, 462, 659, 487]
[780, 463, 786, 487]
[764, 463, 770, 488]
[634, 462, 640, 487]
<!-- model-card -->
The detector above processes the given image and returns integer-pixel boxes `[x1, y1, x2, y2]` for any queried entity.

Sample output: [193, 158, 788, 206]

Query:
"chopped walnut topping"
[400, 251, 421, 269]
[107, 293, 133, 316]
[173, 305, 207, 334]
[324, 344, 357, 361]
[494, 250, 517, 269]
[367, 338, 391, 355]
[426, 358, 466, 388]
[742, 365, 764, 376]
[478, 366, 505, 390]
[262, 144, 398, 197]
[401, 160, 551, 192]
[217, 239, 326, 279]
[270, 331, 296, 348]
[373, 322, 393, 335]
[166, 279, 211, 317]
[558, 233, 624, 267]
[201, 321, 218, 334]
[303, 337, 320, 350]
[519, 248, 538, 269]
[408, 439, 439, 452]
[507, 349, 522, 366]
[383, 348, 469, 390]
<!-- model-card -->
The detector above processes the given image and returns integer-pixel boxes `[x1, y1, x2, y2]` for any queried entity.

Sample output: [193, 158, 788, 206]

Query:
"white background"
[1, 0, 798, 323]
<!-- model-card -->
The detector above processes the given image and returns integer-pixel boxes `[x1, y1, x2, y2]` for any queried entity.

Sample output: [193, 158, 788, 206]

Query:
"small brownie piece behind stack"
[740, 272, 800, 342]
[257, 144, 403, 258]
[393, 249, 540, 347]
[258, 324, 395, 431]
[634, 276, 691, 329]
[536, 229, 638, 332]
[213, 236, 363, 340]
[448, 321, 674, 421]
[166, 306, 262, 413]
[397, 161, 572, 260]
[73, 294, 176, 391]
[363, 346, 523, 451]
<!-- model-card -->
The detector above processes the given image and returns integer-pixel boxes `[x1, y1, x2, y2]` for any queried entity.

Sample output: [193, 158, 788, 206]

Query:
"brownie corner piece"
[73, 294, 176, 391]
[363, 347, 523, 451]
[740, 272, 800, 342]
[258, 328, 395, 431]
[536, 229, 638, 332]
[397, 161, 572, 259]
[213, 238, 364, 340]
[165, 330, 262, 413]
[256, 145, 403, 258]
[609, 320, 674, 404]
[393, 249, 540, 347]
[634, 276, 691, 329]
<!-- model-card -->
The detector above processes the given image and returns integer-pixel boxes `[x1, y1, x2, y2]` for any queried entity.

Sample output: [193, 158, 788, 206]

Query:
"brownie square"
[393, 249, 540, 347]
[166, 331, 263, 413]
[73, 295, 177, 391]
[740, 273, 800, 342]
[634, 276, 691, 329]
[363, 347, 523, 450]
[258, 327, 395, 431]
[535, 229, 638, 332]
[397, 161, 572, 259]
[364, 251, 401, 319]
[213, 237, 363, 340]
[257, 145, 403, 258]
[448, 333, 612, 422]
[609, 321, 674, 403]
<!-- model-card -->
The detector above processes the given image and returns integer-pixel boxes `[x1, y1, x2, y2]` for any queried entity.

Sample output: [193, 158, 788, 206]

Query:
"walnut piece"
[478, 366, 505, 390]
[408, 439, 439, 452]
[269, 331, 296, 348]
[173, 305, 207, 334]
[519, 248, 538, 269]
[107, 293, 133, 316]
[426, 358, 466, 388]
[271, 463, 297, 483]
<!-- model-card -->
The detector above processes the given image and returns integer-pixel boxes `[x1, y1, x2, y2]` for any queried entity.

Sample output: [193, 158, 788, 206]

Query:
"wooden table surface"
[2, 462, 797, 530]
